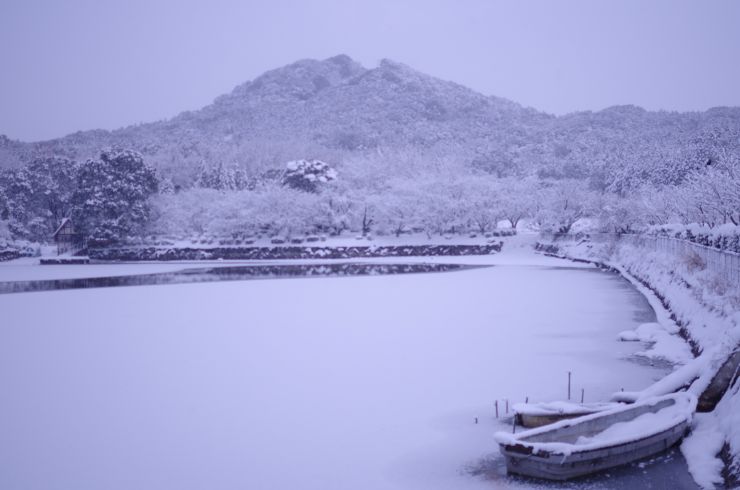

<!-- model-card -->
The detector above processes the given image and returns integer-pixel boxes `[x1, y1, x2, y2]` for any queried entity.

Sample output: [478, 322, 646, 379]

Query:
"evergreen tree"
[72, 148, 158, 244]
[0, 157, 77, 240]
[282, 159, 337, 193]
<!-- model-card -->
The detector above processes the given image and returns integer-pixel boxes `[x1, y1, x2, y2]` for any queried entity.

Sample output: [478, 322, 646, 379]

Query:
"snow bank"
[681, 413, 726, 489]
[540, 232, 740, 485]
[610, 348, 721, 404]
[618, 321, 693, 365]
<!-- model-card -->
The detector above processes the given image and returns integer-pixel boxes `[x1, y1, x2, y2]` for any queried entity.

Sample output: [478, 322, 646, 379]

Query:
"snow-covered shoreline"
[538, 233, 740, 488]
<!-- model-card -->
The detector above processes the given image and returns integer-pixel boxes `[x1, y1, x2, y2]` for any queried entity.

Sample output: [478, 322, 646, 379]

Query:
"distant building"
[52, 218, 84, 255]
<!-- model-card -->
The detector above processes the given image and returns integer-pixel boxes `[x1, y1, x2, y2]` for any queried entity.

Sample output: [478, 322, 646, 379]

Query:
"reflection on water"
[0, 262, 483, 295]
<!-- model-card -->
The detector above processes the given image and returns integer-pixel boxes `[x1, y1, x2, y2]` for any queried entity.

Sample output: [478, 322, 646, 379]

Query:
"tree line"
[1, 146, 738, 247]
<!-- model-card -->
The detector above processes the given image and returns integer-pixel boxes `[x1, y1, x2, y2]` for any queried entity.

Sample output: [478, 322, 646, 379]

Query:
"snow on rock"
[617, 322, 694, 365]
[618, 330, 641, 341]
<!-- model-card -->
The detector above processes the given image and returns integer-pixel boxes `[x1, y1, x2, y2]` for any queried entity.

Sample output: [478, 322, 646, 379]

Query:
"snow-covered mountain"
[1, 55, 739, 188]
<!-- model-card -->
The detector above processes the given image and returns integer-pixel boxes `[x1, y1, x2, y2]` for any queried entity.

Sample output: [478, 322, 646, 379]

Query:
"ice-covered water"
[0, 261, 694, 489]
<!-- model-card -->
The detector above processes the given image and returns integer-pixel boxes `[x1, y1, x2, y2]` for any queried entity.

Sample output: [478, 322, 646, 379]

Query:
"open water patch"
[0, 262, 486, 295]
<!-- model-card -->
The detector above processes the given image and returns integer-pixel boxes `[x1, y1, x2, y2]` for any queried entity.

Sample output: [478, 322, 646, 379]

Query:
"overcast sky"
[1, 0, 739, 142]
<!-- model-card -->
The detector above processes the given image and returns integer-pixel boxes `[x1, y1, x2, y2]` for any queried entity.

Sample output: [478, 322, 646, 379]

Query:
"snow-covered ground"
[0, 236, 689, 489]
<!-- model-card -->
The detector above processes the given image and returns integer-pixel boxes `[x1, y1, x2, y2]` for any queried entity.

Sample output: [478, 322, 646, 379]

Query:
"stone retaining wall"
[87, 242, 503, 261]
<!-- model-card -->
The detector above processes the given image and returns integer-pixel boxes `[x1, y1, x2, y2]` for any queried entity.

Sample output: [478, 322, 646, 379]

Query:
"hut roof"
[52, 218, 71, 238]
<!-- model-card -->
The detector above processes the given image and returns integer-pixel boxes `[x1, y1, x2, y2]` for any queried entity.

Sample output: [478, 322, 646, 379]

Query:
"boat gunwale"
[512, 401, 619, 418]
[495, 392, 696, 458]
[500, 417, 690, 460]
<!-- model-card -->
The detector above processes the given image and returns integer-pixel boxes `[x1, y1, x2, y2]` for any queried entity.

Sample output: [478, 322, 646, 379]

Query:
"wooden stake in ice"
[505, 399, 509, 414]
[568, 371, 572, 400]
[495, 400, 499, 418]
[581, 388, 585, 404]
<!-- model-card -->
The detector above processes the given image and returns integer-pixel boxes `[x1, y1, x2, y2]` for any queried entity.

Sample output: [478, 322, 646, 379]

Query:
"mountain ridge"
[4, 54, 739, 145]
[1, 55, 739, 188]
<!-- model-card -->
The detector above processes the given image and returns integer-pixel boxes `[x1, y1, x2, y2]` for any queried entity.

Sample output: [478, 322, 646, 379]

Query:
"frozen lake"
[0, 256, 693, 489]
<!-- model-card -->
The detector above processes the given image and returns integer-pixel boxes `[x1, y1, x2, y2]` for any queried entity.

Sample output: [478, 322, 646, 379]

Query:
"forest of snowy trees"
[1, 56, 739, 253]
[1, 138, 739, 253]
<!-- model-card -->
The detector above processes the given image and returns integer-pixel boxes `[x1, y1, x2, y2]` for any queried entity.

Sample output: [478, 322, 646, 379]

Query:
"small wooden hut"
[52, 218, 84, 255]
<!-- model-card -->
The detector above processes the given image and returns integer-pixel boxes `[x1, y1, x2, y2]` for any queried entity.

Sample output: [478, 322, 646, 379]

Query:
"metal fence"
[545, 232, 740, 288]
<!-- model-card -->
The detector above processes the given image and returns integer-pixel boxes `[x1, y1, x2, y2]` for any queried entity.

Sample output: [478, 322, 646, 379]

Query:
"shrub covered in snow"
[648, 224, 740, 254]
[282, 159, 337, 193]
[0, 219, 39, 261]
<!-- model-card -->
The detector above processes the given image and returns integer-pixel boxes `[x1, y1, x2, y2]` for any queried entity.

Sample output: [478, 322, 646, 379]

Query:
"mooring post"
[495, 400, 499, 418]
[505, 399, 509, 414]
[581, 388, 585, 404]
[568, 371, 572, 400]
[512, 416, 516, 434]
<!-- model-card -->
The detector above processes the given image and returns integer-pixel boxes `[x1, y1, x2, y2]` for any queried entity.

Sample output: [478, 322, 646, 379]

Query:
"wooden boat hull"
[516, 412, 587, 428]
[514, 402, 621, 428]
[502, 420, 689, 480]
[497, 393, 696, 481]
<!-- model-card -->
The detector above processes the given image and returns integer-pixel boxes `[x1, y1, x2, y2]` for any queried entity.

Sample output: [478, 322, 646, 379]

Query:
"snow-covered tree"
[0, 218, 11, 243]
[368, 183, 418, 236]
[682, 156, 740, 226]
[596, 194, 644, 233]
[72, 148, 158, 244]
[282, 159, 337, 193]
[23, 157, 77, 237]
[316, 192, 353, 235]
[459, 176, 502, 233]
[636, 186, 673, 226]
[535, 179, 598, 233]
[0, 172, 13, 222]
[196, 161, 249, 191]
[496, 177, 539, 229]
[0, 157, 77, 241]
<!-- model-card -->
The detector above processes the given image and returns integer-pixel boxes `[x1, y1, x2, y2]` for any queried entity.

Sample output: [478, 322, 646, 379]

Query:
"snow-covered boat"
[495, 393, 696, 481]
[513, 401, 621, 428]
